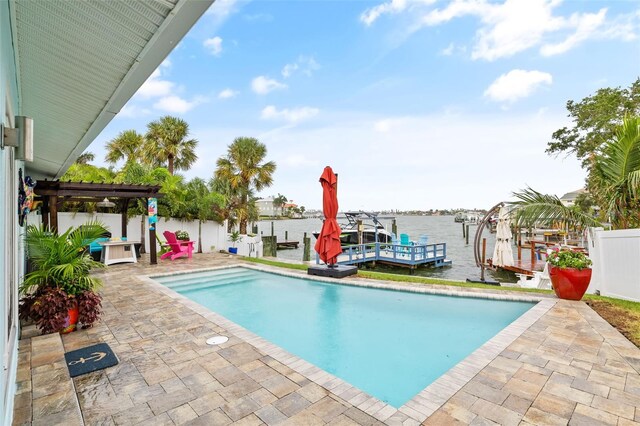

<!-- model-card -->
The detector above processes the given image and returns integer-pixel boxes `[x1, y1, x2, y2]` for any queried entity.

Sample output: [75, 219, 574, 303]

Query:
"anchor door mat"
[65, 343, 118, 377]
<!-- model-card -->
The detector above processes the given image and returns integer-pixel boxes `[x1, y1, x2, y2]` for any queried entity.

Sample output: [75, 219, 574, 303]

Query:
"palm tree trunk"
[168, 155, 174, 175]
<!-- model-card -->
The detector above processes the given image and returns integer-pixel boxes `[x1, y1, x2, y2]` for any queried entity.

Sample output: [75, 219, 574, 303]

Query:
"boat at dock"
[312, 211, 451, 272]
[313, 211, 393, 247]
[454, 211, 482, 224]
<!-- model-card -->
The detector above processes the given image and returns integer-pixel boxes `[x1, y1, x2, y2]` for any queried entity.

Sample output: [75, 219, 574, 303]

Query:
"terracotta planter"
[61, 304, 79, 334]
[549, 266, 592, 300]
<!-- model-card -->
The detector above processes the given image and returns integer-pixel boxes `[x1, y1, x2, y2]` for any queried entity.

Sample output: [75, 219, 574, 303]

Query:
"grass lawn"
[244, 257, 640, 347]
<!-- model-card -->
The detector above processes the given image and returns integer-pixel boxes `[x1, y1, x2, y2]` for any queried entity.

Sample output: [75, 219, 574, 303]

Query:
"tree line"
[513, 78, 640, 230]
[63, 115, 276, 234]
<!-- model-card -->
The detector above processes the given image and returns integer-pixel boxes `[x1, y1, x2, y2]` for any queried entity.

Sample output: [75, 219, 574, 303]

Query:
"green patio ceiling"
[11, 0, 213, 178]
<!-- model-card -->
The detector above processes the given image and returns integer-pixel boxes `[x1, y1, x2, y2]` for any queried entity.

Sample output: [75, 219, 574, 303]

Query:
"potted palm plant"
[228, 231, 242, 254]
[547, 249, 593, 300]
[19, 221, 106, 334]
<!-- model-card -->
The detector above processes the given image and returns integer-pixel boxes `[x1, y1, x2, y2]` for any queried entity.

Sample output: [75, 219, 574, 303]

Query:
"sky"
[87, 0, 640, 211]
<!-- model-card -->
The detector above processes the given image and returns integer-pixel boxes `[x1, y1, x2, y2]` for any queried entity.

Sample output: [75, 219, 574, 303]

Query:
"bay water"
[258, 215, 524, 283]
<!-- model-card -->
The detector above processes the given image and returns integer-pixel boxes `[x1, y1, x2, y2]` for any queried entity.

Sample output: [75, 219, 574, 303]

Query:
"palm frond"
[509, 187, 601, 229]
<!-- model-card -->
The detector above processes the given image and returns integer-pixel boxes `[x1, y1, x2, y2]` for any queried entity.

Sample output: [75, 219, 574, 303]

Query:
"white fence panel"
[34, 212, 227, 254]
[588, 228, 640, 302]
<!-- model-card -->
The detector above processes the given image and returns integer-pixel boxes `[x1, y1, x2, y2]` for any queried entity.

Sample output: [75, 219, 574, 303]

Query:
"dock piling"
[303, 232, 310, 261]
[285, 230, 288, 241]
[262, 236, 277, 257]
[465, 224, 470, 245]
[392, 219, 397, 237]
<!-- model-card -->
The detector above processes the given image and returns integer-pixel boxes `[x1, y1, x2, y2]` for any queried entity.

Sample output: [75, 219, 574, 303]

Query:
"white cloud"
[440, 42, 455, 56]
[251, 76, 287, 95]
[204, 36, 223, 56]
[205, 0, 240, 29]
[137, 69, 174, 99]
[283, 154, 318, 168]
[117, 104, 151, 119]
[363, 0, 636, 60]
[540, 9, 607, 56]
[374, 118, 404, 132]
[281, 63, 299, 78]
[218, 88, 238, 99]
[261, 105, 319, 123]
[484, 69, 552, 103]
[282, 56, 320, 78]
[360, 0, 409, 26]
[153, 95, 206, 114]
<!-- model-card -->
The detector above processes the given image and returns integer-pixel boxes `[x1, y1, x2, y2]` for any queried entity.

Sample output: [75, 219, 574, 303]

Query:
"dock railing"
[315, 242, 448, 267]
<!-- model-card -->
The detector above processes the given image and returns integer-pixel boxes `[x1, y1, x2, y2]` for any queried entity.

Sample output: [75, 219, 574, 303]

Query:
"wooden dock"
[276, 240, 299, 249]
[494, 259, 546, 276]
[316, 242, 451, 271]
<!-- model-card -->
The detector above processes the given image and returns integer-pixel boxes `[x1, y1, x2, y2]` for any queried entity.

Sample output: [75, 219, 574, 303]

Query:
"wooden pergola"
[35, 180, 164, 264]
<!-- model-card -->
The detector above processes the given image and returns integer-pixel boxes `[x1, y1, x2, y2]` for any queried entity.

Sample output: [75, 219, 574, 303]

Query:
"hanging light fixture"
[96, 197, 116, 208]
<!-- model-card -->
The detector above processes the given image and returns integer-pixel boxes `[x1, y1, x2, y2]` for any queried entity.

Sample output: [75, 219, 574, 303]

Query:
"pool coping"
[139, 263, 556, 424]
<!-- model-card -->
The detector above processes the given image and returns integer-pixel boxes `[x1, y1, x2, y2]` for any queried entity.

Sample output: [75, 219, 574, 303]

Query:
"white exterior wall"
[1, 1, 21, 422]
[588, 228, 640, 302]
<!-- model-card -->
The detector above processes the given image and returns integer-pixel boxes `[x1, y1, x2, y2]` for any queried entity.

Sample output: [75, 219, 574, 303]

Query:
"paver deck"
[13, 253, 640, 425]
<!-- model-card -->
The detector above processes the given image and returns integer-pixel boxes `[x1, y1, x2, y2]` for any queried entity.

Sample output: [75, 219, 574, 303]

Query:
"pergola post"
[50, 195, 58, 233]
[149, 198, 157, 265]
[121, 199, 129, 238]
[41, 197, 49, 229]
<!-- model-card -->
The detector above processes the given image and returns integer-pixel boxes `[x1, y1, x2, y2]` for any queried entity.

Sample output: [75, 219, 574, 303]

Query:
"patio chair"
[400, 233, 412, 255]
[161, 231, 194, 260]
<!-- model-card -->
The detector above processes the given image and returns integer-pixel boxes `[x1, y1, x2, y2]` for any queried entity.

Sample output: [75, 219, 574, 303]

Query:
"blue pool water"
[155, 268, 534, 407]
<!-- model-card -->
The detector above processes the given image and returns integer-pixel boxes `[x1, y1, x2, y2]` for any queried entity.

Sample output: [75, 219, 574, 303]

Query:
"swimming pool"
[154, 267, 535, 408]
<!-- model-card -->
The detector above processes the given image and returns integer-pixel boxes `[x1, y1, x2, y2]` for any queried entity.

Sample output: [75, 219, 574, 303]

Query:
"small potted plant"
[175, 230, 190, 241]
[19, 221, 106, 334]
[228, 231, 242, 254]
[547, 249, 593, 300]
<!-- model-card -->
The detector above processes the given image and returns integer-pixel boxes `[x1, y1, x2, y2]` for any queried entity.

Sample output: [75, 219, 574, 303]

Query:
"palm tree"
[592, 115, 640, 228]
[105, 130, 145, 165]
[511, 117, 640, 231]
[75, 151, 95, 165]
[214, 137, 276, 234]
[185, 178, 225, 252]
[145, 116, 198, 175]
[273, 193, 287, 217]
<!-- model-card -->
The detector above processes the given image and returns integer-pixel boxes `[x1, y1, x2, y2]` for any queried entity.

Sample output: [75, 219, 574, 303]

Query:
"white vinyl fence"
[26, 212, 229, 254]
[587, 227, 640, 302]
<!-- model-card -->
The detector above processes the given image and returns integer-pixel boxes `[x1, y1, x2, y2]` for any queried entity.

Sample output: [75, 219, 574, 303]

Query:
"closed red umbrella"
[314, 166, 342, 265]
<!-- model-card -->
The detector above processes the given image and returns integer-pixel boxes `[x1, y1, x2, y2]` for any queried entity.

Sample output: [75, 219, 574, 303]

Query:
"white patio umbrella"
[492, 206, 514, 267]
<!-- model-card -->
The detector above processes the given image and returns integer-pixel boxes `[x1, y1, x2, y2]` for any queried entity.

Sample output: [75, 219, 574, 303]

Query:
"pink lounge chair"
[161, 231, 194, 260]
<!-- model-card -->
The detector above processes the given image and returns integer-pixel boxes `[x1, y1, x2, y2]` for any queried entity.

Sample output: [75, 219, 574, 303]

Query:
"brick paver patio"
[13, 253, 640, 425]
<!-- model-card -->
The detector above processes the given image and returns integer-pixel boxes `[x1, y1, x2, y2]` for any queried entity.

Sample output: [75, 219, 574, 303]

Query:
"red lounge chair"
[161, 231, 194, 260]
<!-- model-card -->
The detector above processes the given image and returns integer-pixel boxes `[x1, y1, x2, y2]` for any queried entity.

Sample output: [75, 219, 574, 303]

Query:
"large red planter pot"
[61, 304, 79, 334]
[549, 266, 592, 301]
